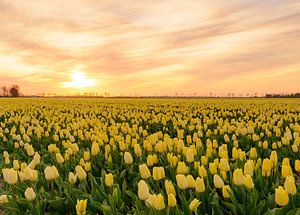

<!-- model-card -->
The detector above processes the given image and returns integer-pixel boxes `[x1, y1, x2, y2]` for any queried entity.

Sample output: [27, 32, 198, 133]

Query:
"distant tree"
[9, 85, 20, 97]
[1, 86, 9, 97]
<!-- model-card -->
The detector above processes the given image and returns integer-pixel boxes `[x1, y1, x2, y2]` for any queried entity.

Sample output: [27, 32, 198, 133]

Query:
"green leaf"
[223, 202, 238, 215]
[263, 208, 282, 215]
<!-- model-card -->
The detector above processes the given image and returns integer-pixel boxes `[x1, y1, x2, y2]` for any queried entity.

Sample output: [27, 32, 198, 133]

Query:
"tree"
[9, 85, 20, 97]
[1, 86, 9, 97]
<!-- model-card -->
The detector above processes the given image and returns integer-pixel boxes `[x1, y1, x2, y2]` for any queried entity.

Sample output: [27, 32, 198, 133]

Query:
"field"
[0, 98, 300, 215]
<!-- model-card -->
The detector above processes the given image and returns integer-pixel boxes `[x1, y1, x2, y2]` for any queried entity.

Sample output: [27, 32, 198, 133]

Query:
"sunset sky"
[0, 0, 300, 96]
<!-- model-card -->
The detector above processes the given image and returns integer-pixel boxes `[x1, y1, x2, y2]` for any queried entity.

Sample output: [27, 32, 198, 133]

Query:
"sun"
[64, 70, 96, 88]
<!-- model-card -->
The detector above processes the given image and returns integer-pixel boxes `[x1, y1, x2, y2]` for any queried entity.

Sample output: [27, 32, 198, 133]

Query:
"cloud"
[0, 0, 299, 95]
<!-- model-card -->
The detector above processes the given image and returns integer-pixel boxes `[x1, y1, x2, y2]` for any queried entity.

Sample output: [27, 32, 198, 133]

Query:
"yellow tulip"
[189, 198, 201, 212]
[209, 163, 218, 174]
[281, 165, 293, 178]
[219, 158, 230, 172]
[75, 166, 87, 181]
[176, 161, 188, 174]
[270, 151, 278, 167]
[295, 160, 300, 172]
[153, 167, 165, 181]
[13, 160, 20, 170]
[244, 160, 254, 176]
[213, 174, 224, 189]
[187, 175, 195, 188]
[284, 176, 296, 195]
[56, 153, 65, 164]
[275, 186, 289, 206]
[233, 169, 245, 186]
[262, 158, 272, 177]
[25, 187, 36, 201]
[195, 177, 205, 193]
[138, 180, 150, 200]
[76, 199, 87, 215]
[198, 165, 207, 178]
[44, 166, 59, 181]
[249, 148, 257, 159]
[244, 175, 254, 189]
[105, 173, 114, 187]
[168, 193, 177, 207]
[165, 180, 176, 195]
[222, 185, 231, 198]
[124, 152, 133, 165]
[83, 151, 90, 161]
[0, 195, 9, 204]
[2, 168, 18, 185]
[68, 172, 77, 185]
[176, 174, 188, 190]
[91, 142, 100, 156]
[146, 193, 165, 211]
[139, 164, 151, 179]
[186, 148, 194, 163]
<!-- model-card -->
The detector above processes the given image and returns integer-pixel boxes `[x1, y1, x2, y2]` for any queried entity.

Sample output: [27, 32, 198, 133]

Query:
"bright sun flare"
[64, 70, 96, 88]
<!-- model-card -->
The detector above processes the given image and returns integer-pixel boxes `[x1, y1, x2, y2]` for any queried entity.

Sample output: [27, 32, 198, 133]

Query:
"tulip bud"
[295, 160, 300, 172]
[176, 161, 188, 174]
[222, 185, 231, 198]
[219, 158, 230, 172]
[124, 152, 133, 164]
[249, 148, 257, 159]
[187, 175, 195, 188]
[75, 165, 87, 181]
[91, 142, 100, 156]
[284, 176, 296, 195]
[44, 166, 59, 181]
[233, 169, 245, 186]
[275, 186, 289, 206]
[24, 187, 36, 201]
[105, 173, 114, 187]
[209, 163, 217, 175]
[165, 180, 176, 195]
[281, 165, 293, 178]
[139, 164, 151, 179]
[176, 174, 188, 190]
[138, 180, 150, 200]
[0, 195, 9, 204]
[2, 168, 18, 185]
[244, 160, 254, 176]
[56, 153, 65, 164]
[262, 158, 272, 177]
[13, 160, 20, 170]
[76, 199, 87, 215]
[68, 172, 77, 185]
[153, 167, 165, 181]
[189, 198, 201, 212]
[195, 177, 205, 193]
[244, 175, 254, 189]
[186, 148, 194, 163]
[198, 165, 207, 178]
[213, 174, 224, 189]
[168, 193, 177, 207]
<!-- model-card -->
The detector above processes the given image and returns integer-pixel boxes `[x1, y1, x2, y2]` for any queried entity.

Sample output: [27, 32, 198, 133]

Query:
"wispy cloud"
[0, 0, 299, 95]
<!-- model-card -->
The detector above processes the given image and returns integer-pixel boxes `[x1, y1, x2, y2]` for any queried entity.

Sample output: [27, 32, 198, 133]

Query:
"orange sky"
[0, 0, 300, 96]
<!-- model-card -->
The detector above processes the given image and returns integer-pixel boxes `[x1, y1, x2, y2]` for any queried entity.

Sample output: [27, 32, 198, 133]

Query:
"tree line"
[0, 85, 21, 97]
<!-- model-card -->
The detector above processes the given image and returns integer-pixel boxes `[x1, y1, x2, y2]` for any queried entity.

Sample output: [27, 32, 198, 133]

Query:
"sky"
[0, 0, 300, 96]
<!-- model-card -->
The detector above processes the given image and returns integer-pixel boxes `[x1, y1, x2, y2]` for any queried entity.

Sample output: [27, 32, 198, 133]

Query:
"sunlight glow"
[64, 70, 96, 88]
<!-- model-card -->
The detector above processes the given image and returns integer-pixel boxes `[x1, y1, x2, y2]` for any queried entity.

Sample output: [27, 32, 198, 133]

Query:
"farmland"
[0, 98, 300, 214]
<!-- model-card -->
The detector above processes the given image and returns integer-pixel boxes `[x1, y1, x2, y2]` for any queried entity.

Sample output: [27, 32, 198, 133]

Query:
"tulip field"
[1, 98, 300, 215]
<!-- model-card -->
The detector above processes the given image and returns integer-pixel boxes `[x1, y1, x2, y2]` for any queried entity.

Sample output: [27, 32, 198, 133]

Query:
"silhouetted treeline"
[0, 85, 21, 97]
[266, 93, 300, 98]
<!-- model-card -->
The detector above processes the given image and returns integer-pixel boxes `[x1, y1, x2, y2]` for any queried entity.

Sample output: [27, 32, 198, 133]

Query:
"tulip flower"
[76, 199, 87, 215]
[189, 198, 201, 212]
